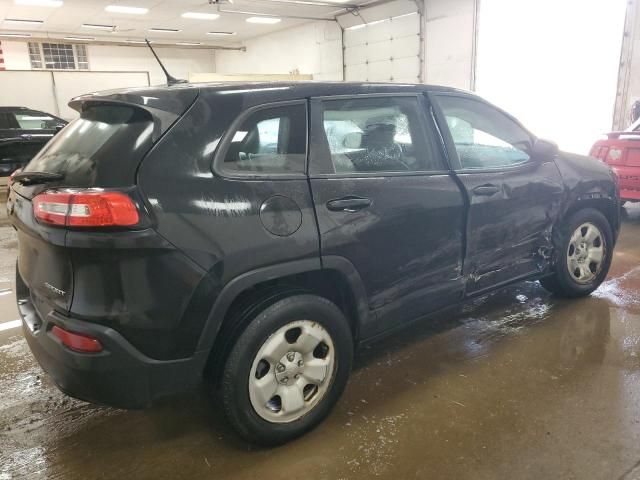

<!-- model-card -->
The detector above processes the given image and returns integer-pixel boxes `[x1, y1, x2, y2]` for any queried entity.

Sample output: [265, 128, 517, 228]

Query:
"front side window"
[321, 96, 441, 173]
[436, 95, 533, 170]
[222, 103, 307, 175]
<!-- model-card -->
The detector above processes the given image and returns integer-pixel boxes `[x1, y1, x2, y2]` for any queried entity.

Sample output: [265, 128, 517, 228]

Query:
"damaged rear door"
[431, 93, 563, 294]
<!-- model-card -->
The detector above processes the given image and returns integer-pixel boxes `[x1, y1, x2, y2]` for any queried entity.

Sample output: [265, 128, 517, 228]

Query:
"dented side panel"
[456, 160, 564, 293]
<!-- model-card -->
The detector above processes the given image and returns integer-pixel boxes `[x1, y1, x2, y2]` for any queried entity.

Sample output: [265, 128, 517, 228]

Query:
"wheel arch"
[196, 256, 371, 380]
[560, 194, 620, 240]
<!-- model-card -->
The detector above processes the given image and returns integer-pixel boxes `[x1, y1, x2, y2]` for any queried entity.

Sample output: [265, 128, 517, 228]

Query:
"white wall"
[88, 44, 215, 85]
[424, 0, 476, 90]
[215, 21, 343, 81]
[0, 40, 216, 86]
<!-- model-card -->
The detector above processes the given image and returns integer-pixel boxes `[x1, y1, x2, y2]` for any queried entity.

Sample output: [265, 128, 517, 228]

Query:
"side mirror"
[531, 138, 559, 161]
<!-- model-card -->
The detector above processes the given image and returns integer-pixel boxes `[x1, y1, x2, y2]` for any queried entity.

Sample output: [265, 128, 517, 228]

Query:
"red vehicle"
[591, 118, 640, 203]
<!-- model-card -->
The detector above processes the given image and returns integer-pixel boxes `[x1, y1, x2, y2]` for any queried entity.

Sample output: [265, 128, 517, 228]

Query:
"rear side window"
[320, 96, 442, 174]
[14, 110, 61, 130]
[24, 105, 154, 187]
[221, 103, 307, 175]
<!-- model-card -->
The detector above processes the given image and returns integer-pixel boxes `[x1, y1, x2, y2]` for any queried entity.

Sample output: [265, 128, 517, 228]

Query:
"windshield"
[24, 105, 154, 187]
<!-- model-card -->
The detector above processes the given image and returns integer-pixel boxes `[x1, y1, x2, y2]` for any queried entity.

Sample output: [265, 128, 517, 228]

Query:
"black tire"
[220, 294, 353, 445]
[540, 208, 613, 297]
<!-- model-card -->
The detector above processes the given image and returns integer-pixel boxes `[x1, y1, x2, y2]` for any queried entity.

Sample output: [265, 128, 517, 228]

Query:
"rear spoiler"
[68, 86, 199, 143]
[606, 131, 640, 140]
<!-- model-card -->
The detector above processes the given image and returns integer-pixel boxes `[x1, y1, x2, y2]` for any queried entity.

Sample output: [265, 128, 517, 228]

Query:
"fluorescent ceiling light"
[14, 0, 62, 6]
[105, 5, 148, 15]
[4, 18, 44, 25]
[0, 32, 31, 37]
[181, 12, 220, 20]
[207, 31, 236, 36]
[64, 36, 94, 41]
[82, 23, 115, 30]
[176, 41, 201, 46]
[124, 39, 148, 43]
[148, 27, 180, 32]
[246, 16, 281, 24]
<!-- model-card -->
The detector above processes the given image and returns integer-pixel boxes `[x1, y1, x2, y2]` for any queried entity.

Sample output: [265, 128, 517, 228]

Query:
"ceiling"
[0, 0, 374, 46]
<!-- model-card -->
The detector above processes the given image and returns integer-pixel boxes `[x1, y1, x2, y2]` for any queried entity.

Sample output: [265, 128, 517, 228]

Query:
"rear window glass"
[24, 105, 154, 187]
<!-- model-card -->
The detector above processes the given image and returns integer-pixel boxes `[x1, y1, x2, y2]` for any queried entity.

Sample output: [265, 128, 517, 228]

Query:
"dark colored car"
[590, 117, 640, 203]
[0, 106, 67, 176]
[8, 82, 620, 445]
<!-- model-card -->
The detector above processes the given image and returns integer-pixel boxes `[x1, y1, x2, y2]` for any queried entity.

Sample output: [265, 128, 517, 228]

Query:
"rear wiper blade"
[12, 171, 64, 186]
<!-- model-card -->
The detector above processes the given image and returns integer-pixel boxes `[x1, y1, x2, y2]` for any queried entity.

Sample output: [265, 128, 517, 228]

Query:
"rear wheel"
[220, 294, 353, 445]
[540, 208, 613, 297]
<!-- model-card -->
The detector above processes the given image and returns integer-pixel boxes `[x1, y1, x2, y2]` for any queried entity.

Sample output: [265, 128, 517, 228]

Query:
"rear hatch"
[8, 85, 198, 317]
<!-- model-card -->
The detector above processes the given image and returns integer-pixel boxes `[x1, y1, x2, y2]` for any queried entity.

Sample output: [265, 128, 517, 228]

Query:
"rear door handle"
[472, 184, 500, 196]
[326, 196, 372, 212]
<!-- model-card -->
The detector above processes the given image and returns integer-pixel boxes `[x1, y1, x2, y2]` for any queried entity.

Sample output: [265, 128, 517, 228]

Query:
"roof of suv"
[69, 81, 471, 116]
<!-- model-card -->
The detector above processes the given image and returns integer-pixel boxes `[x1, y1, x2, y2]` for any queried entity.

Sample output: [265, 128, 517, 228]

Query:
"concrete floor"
[1, 207, 640, 480]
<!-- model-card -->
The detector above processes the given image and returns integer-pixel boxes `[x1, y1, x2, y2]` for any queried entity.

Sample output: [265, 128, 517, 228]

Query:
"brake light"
[607, 148, 623, 163]
[52, 325, 103, 353]
[33, 190, 139, 227]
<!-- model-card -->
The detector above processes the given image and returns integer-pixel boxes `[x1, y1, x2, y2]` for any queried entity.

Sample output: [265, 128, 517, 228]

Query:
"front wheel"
[540, 208, 613, 297]
[220, 294, 353, 445]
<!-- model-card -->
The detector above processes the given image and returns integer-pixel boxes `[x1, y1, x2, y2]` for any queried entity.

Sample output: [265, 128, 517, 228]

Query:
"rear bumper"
[18, 279, 206, 409]
[620, 188, 640, 201]
[610, 166, 640, 201]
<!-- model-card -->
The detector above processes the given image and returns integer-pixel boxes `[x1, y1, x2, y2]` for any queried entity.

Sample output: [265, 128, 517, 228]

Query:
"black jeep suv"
[8, 82, 619, 444]
[0, 106, 67, 176]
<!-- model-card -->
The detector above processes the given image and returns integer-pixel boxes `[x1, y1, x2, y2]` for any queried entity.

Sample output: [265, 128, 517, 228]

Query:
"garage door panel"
[391, 13, 419, 37]
[344, 27, 367, 47]
[345, 63, 368, 81]
[367, 20, 392, 43]
[392, 35, 420, 58]
[343, 11, 420, 84]
[368, 59, 393, 81]
[367, 41, 392, 62]
[344, 44, 368, 66]
[392, 56, 420, 82]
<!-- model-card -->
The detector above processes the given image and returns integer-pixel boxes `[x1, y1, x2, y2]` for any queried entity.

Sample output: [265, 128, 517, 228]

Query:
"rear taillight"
[52, 325, 103, 353]
[606, 147, 623, 164]
[33, 190, 139, 227]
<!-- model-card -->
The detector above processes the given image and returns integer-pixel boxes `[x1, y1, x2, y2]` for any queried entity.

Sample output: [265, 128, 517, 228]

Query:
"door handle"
[326, 196, 372, 212]
[472, 184, 500, 196]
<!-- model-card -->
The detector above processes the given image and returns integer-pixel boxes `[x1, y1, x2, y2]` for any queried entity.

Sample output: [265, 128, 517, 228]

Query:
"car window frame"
[212, 99, 309, 180]
[429, 92, 538, 174]
[309, 93, 449, 178]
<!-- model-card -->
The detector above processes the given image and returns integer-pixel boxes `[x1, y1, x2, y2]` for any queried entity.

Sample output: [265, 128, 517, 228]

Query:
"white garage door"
[344, 12, 421, 83]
